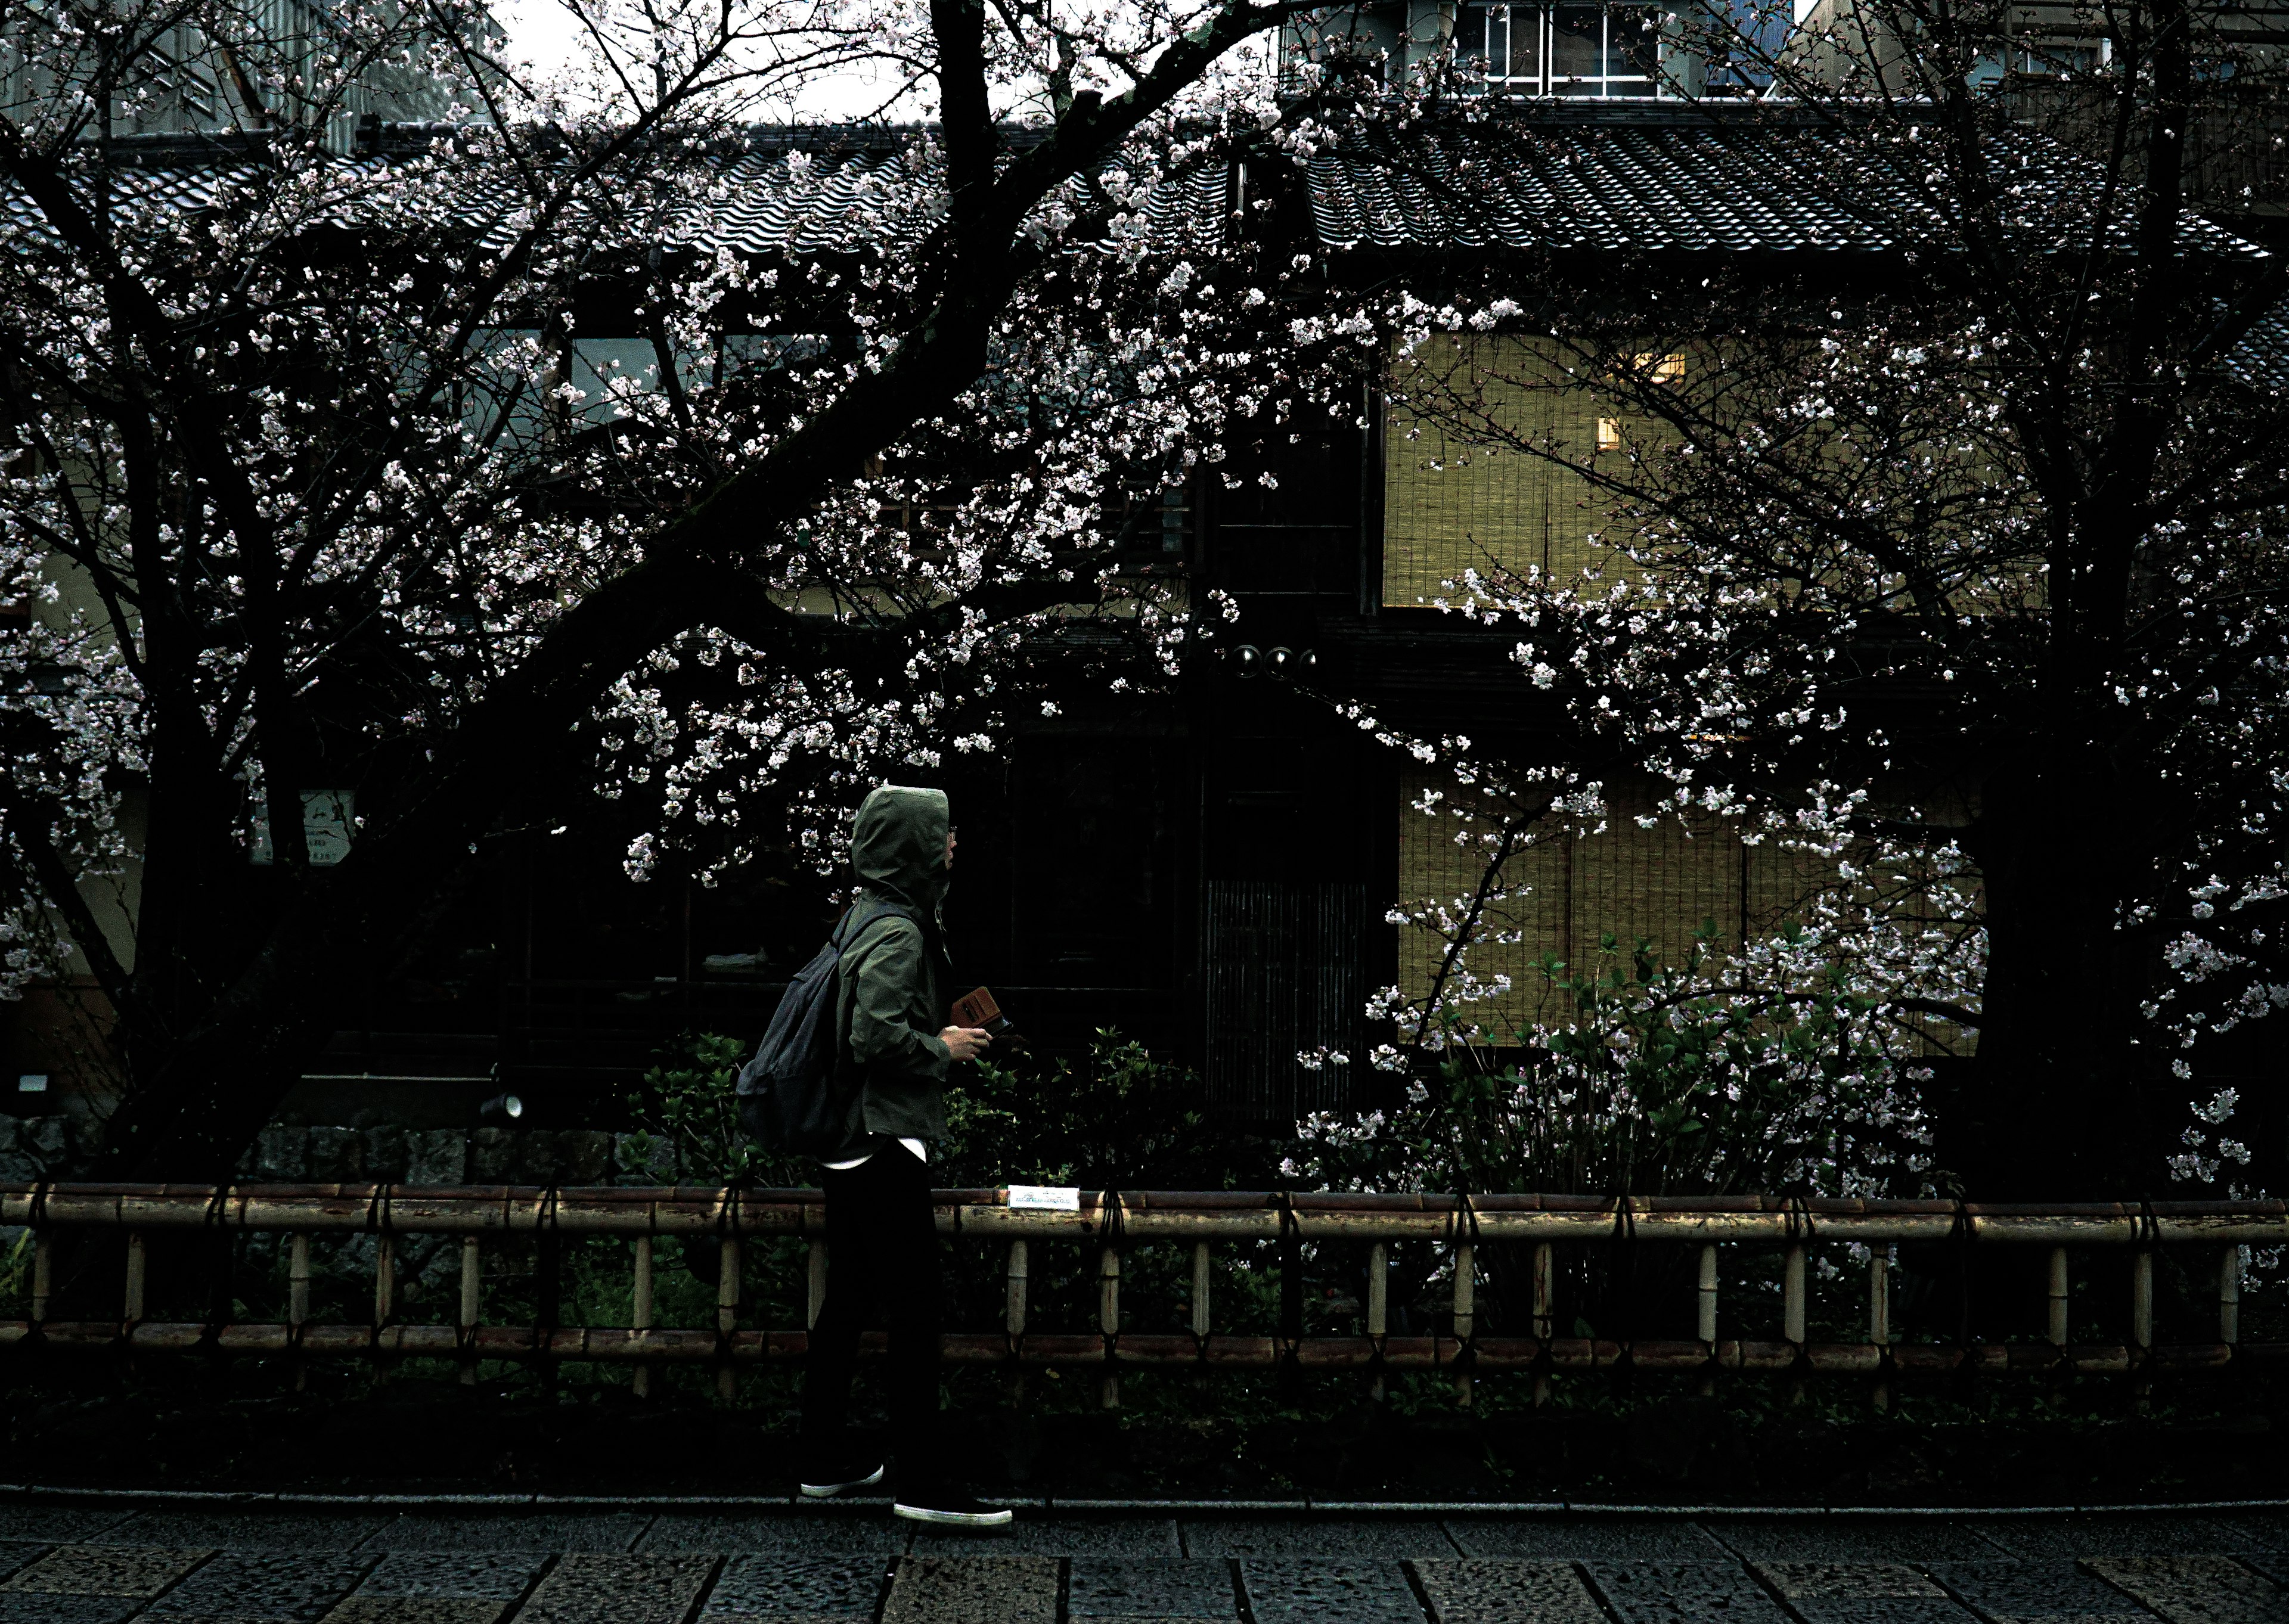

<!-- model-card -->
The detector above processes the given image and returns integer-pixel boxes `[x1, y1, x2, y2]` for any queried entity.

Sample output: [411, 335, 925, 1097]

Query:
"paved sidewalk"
[1, 1502, 2286, 1622]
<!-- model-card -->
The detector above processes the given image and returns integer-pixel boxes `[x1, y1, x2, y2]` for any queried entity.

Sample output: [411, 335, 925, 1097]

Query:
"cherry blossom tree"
[0, 0, 1367, 1178]
[1294, 2, 2289, 1196]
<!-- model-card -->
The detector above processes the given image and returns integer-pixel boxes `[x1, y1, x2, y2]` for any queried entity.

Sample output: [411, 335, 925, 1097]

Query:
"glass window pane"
[1552, 4, 1602, 80]
[1608, 4, 1659, 78]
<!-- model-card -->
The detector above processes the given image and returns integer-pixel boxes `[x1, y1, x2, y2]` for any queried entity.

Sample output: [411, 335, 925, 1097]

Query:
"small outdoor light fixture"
[479, 1092, 523, 1125]
[1233, 644, 1261, 676]
[1268, 645, 1294, 674]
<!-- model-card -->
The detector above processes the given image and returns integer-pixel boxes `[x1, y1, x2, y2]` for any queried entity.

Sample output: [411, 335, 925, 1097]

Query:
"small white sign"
[250, 789, 356, 866]
[17, 1073, 46, 1093]
[1007, 1185, 1081, 1212]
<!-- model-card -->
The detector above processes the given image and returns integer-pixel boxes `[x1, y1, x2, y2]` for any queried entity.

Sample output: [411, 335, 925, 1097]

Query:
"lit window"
[1630, 352, 1685, 383]
[1596, 418, 1622, 451]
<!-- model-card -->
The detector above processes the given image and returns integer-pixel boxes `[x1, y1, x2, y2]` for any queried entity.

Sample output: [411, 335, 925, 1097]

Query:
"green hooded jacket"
[832, 785, 953, 1153]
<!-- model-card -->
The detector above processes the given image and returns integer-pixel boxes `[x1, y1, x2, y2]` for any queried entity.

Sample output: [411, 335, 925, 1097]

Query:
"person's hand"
[939, 1025, 993, 1062]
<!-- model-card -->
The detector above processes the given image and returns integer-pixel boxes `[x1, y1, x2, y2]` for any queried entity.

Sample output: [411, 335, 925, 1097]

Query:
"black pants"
[800, 1138, 942, 1473]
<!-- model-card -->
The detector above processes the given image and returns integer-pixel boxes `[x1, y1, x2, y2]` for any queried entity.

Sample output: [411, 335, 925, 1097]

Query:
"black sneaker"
[799, 1460, 885, 1499]
[892, 1487, 1015, 1527]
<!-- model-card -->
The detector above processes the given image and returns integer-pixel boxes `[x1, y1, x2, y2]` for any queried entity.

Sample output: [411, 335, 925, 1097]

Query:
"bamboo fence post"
[1696, 1243, 1719, 1399]
[2046, 1246, 2070, 1347]
[1453, 1240, 1475, 1408]
[716, 1234, 742, 1404]
[1190, 1240, 1211, 1393]
[1099, 1245, 1121, 1410]
[1782, 1243, 1806, 1346]
[1006, 1238, 1029, 1406]
[457, 1235, 480, 1387]
[1869, 1245, 1891, 1414]
[631, 1235, 654, 1400]
[123, 1232, 145, 1325]
[1531, 1239, 1553, 1406]
[2132, 1247, 2154, 1352]
[808, 1240, 829, 1330]
[2221, 1246, 2241, 1347]
[30, 1231, 51, 1324]
[1366, 1240, 1388, 1402]
[290, 1233, 311, 1392]
[372, 1231, 396, 1386]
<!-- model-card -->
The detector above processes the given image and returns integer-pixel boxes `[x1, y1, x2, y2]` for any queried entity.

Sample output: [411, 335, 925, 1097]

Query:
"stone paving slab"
[1411, 1558, 1607, 1623]
[511, 1552, 719, 1623]
[1786, 1604, 1984, 1624]
[1445, 1521, 1730, 1563]
[0, 1545, 210, 1598]
[362, 1513, 653, 1553]
[1927, 1558, 2157, 1622]
[921, 1520, 1183, 1557]
[0, 1595, 147, 1623]
[139, 1550, 377, 1621]
[2082, 1555, 2289, 1624]
[700, 1553, 891, 1622]
[93, 1514, 387, 1552]
[1239, 1560, 1424, 1624]
[1586, 1560, 1794, 1624]
[640, 1517, 909, 1556]
[1186, 1520, 1458, 1558]
[353, 1551, 551, 1600]
[1711, 1521, 2011, 1564]
[0, 1544, 45, 1585]
[1977, 1521, 2265, 1561]
[320, 1601, 510, 1624]
[1068, 1558, 1236, 1620]
[0, 1508, 135, 1544]
[880, 1556, 1059, 1624]
[1757, 1563, 1952, 1598]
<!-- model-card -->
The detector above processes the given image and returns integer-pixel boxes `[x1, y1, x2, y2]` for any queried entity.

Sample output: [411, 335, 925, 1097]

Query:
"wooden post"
[30, 1232, 51, 1324]
[808, 1239, 829, 1330]
[1190, 1240, 1211, 1394]
[1098, 1246, 1121, 1410]
[1366, 1241, 1388, 1402]
[1531, 1239, 1553, 1406]
[1453, 1240, 1475, 1407]
[1869, 1244, 1891, 1414]
[1005, 1238, 1028, 1404]
[2132, 1247, 2154, 1353]
[123, 1232, 145, 1324]
[716, 1234, 742, 1403]
[1783, 1243, 1806, 1344]
[2046, 1246, 2070, 1347]
[2221, 1246, 2242, 1347]
[290, 1232, 311, 1392]
[1696, 1243, 1719, 1399]
[372, 1231, 396, 1385]
[457, 1234, 480, 1387]
[631, 1235, 654, 1400]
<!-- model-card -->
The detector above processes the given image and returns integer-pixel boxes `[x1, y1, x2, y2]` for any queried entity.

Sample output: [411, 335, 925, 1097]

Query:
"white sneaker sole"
[799, 1465, 885, 1498]
[893, 1502, 1016, 1527]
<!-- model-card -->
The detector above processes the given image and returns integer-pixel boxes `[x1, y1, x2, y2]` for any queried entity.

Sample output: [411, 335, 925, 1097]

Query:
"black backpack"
[737, 899, 913, 1157]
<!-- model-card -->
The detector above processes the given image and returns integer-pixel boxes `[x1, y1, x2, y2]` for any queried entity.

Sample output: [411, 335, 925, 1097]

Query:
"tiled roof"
[1305, 106, 2267, 259]
[0, 127, 1230, 260]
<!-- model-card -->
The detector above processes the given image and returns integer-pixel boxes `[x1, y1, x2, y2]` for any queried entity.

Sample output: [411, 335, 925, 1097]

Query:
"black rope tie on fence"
[1100, 1190, 1127, 1374]
[2135, 1197, 2162, 1374]
[366, 1182, 396, 1361]
[198, 1184, 234, 1362]
[1946, 1193, 1976, 1391]
[538, 1180, 565, 1372]
[1275, 1191, 1302, 1391]
[1784, 1193, 1816, 1380]
[1451, 1191, 1482, 1386]
[24, 1178, 49, 1346]
[707, 1184, 731, 1377]
[1608, 1189, 1639, 1385]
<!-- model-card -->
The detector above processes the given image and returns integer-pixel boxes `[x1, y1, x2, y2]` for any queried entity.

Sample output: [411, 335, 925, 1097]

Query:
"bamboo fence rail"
[1, 1184, 2278, 1400]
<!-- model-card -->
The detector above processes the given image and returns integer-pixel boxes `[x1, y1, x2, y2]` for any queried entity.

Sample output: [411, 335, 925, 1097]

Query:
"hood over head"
[851, 784, 950, 914]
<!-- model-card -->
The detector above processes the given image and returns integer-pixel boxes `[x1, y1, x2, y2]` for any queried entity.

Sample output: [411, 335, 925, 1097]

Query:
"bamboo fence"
[0, 1184, 2276, 1403]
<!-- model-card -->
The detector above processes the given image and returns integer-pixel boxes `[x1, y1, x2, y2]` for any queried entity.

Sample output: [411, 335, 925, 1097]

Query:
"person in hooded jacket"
[798, 784, 1009, 1527]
